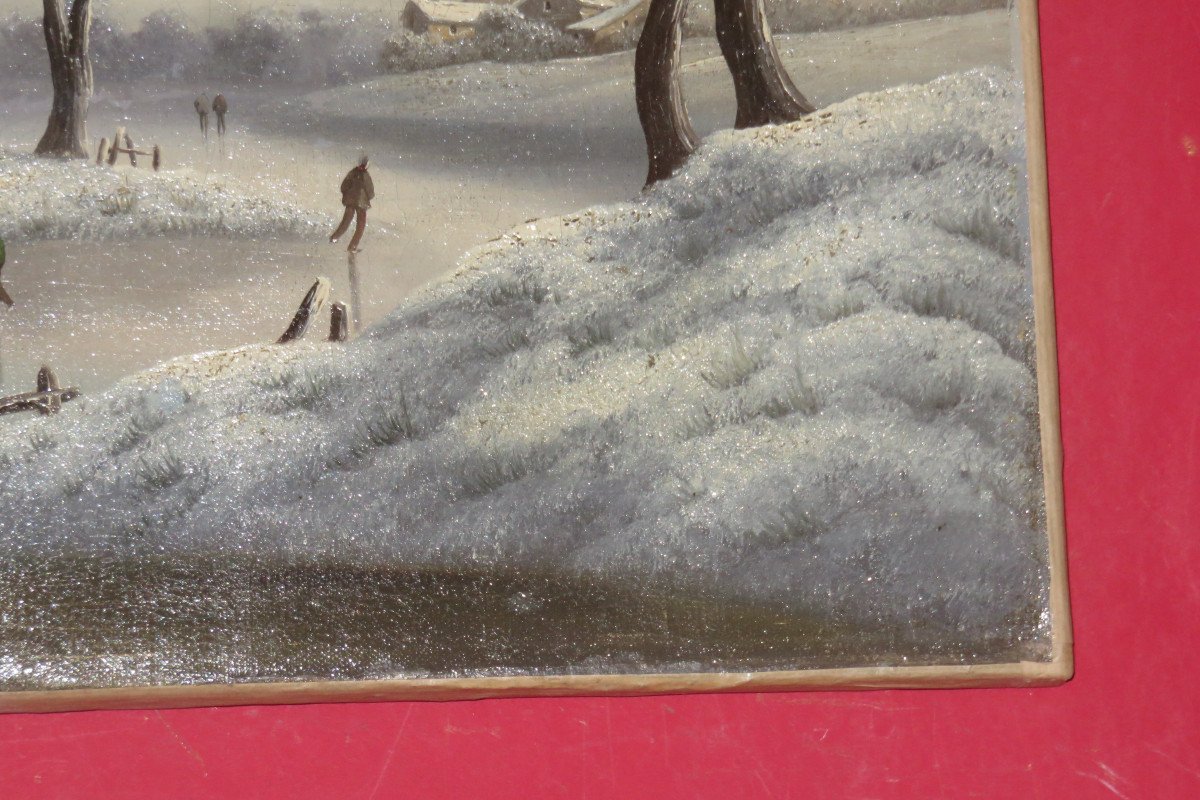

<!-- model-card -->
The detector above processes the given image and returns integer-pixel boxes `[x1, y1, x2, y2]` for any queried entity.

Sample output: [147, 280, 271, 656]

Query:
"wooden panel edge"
[0, 2, 1074, 715]
[1018, 0, 1075, 679]
[0, 657, 1072, 714]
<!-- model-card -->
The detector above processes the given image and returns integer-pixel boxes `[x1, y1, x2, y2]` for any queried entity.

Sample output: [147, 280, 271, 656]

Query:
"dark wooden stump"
[329, 302, 349, 342]
[106, 130, 119, 166]
[277, 277, 331, 344]
[0, 366, 80, 416]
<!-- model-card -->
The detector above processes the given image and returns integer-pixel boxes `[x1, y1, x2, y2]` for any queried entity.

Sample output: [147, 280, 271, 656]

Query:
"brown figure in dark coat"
[330, 155, 374, 253]
[212, 93, 228, 136]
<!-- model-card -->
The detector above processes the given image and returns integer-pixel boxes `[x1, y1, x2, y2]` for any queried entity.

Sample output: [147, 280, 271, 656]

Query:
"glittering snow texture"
[0, 148, 329, 240]
[0, 70, 1048, 645]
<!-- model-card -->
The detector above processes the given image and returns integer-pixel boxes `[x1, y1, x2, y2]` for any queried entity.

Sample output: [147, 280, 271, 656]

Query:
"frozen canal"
[0, 237, 409, 393]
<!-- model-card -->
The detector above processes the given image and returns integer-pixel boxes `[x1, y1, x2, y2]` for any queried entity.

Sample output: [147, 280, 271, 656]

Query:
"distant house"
[401, 0, 499, 40]
[564, 0, 648, 46]
[516, 0, 616, 29]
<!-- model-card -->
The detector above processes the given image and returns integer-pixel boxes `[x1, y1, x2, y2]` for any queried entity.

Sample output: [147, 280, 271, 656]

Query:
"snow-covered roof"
[566, 0, 646, 33]
[404, 0, 498, 25]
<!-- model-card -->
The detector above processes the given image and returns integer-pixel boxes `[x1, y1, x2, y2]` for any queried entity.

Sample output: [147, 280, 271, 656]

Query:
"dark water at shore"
[0, 554, 1047, 690]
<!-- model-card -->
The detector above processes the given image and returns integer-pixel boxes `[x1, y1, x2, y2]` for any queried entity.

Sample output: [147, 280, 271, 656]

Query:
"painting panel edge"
[0, 0, 1073, 713]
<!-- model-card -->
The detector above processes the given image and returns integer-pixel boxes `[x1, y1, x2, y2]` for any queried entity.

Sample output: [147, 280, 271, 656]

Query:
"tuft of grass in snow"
[26, 427, 58, 453]
[456, 439, 558, 498]
[754, 365, 822, 419]
[261, 365, 340, 413]
[479, 274, 553, 308]
[135, 446, 188, 490]
[740, 501, 825, 550]
[362, 393, 415, 446]
[111, 406, 169, 455]
[568, 311, 619, 355]
[931, 203, 1023, 263]
[700, 333, 762, 390]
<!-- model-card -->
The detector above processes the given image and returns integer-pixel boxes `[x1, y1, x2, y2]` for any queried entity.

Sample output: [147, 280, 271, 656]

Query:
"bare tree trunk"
[35, 0, 93, 158]
[714, 0, 813, 129]
[635, 0, 697, 187]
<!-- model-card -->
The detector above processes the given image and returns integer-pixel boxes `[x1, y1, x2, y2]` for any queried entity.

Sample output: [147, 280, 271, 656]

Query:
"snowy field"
[0, 71, 1050, 679]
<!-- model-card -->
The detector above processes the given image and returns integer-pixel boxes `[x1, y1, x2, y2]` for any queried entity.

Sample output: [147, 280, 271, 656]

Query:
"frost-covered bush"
[379, 7, 584, 74]
[1, 12, 203, 83]
[127, 12, 207, 81]
[0, 9, 391, 86]
[0, 148, 330, 240]
[0, 14, 47, 76]
[205, 9, 392, 85]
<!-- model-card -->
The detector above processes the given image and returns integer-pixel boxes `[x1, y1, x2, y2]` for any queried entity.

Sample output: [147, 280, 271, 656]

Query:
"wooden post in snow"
[36, 365, 62, 415]
[0, 365, 80, 417]
[329, 302, 349, 342]
[106, 128, 120, 165]
[277, 277, 331, 344]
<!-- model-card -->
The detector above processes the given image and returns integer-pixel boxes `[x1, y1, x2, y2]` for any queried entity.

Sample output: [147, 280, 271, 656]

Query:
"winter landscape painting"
[0, 0, 1069, 710]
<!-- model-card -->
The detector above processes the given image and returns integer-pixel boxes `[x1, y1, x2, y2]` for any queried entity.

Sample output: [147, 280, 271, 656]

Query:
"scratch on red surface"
[0, 729, 125, 746]
[1146, 746, 1200, 782]
[1187, 5, 1200, 45]
[1075, 763, 1131, 799]
[367, 705, 414, 800]
[603, 698, 617, 787]
[153, 712, 207, 776]
[752, 769, 777, 798]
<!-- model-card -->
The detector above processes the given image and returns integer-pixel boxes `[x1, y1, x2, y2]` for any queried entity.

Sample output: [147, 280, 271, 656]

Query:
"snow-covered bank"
[0, 149, 330, 240]
[0, 70, 1047, 640]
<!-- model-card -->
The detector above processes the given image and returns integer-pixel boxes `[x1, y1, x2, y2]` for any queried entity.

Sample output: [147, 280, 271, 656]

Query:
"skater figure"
[330, 155, 374, 253]
[212, 93, 228, 137]
[194, 94, 210, 139]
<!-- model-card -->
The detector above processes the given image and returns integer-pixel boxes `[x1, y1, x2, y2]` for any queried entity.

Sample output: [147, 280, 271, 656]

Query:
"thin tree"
[714, 0, 813, 128]
[634, 0, 698, 186]
[35, 0, 93, 158]
[635, 0, 811, 185]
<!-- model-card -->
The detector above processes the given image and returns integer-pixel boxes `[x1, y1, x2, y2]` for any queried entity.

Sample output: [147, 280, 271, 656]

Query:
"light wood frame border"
[0, 0, 1071, 713]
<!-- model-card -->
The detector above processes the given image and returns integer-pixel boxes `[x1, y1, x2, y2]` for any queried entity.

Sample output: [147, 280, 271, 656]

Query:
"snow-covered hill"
[0, 148, 329, 240]
[0, 69, 1048, 640]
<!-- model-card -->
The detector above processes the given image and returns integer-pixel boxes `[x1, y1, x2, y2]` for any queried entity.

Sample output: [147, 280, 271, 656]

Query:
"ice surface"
[0, 148, 329, 240]
[0, 69, 1047, 636]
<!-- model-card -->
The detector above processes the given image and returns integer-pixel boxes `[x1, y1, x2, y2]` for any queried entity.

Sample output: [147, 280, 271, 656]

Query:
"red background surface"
[2, 1, 1199, 797]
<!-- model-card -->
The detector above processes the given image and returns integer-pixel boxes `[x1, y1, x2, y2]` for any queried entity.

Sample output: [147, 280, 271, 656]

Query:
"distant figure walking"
[330, 155, 374, 253]
[194, 94, 211, 139]
[212, 93, 228, 137]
